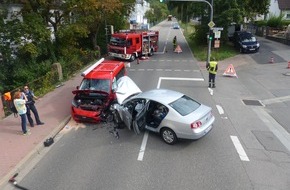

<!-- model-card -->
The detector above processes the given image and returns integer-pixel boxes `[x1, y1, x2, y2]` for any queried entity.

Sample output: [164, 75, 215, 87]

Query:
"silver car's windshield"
[169, 95, 200, 116]
[79, 79, 110, 92]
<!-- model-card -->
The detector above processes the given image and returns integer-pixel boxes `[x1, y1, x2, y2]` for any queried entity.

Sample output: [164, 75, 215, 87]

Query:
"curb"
[0, 115, 71, 189]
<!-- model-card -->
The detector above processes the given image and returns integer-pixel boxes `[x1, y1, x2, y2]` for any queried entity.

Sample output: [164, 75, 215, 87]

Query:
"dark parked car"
[233, 31, 260, 53]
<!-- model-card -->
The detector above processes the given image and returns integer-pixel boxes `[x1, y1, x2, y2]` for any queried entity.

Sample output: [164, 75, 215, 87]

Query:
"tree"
[145, 0, 169, 24]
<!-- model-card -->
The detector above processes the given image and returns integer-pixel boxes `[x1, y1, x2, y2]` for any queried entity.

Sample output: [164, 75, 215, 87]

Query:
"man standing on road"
[23, 85, 44, 127]
[206, 59, 218, 88]
[173, 36, 177, 50]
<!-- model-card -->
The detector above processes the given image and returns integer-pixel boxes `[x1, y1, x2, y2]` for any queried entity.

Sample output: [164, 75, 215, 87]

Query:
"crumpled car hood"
[115, 76, 142, 104]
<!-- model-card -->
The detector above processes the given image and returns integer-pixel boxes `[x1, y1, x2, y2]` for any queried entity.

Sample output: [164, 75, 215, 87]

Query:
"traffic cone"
[269, 57, 274, 64]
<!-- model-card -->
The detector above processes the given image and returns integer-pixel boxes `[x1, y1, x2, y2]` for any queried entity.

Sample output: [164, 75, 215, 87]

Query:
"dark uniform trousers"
[26, 103, 41, 125]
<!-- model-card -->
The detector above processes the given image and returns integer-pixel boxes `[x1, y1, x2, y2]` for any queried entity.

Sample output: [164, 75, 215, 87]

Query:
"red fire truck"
[108, 29, 159, 62]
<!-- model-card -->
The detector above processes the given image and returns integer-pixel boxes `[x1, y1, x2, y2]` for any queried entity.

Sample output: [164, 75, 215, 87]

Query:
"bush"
[267, 14, 285, 29]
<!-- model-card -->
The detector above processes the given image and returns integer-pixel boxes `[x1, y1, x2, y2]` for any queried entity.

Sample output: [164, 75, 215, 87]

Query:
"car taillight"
[191, 121, 202, 129]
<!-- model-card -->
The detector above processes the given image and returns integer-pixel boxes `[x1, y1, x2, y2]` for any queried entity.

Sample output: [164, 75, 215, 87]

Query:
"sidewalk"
[0, 73, 83, 188]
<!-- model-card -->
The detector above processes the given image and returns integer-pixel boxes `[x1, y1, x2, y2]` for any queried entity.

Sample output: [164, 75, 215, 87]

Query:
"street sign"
[212, 27, 224, 31]
[208, 21, 215, 28]
[214, 31, 221, 39]
[214, 40, 220, 48]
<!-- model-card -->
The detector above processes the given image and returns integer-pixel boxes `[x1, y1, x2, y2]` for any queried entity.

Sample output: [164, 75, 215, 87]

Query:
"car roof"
[135, 89, 184, 105]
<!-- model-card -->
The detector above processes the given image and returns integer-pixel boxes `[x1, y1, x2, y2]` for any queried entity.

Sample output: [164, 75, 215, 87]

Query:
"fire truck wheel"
[130, 54, 136, 62]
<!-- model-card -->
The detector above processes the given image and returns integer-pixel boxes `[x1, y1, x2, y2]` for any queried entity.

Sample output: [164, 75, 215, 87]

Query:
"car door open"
[132, 101, 149, 135]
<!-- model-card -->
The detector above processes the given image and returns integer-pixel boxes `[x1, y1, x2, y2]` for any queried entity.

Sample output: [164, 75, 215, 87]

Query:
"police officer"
[23, 85, 44, 127]
[206, 59, 218, 88]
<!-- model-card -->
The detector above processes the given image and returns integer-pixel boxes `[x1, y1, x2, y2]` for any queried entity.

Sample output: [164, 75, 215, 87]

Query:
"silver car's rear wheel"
[161, 128, 177, 145]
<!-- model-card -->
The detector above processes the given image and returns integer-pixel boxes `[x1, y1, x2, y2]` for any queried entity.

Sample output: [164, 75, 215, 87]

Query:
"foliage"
[0, 0, 135, 94]
[182, 22, 238, 62]
[254, 20, 267, 27]
[267, 14, 286, 28]
[145, 0, 169, 24]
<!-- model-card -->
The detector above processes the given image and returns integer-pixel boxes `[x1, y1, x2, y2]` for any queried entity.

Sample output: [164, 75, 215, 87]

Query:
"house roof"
[278, 0, 290, 10]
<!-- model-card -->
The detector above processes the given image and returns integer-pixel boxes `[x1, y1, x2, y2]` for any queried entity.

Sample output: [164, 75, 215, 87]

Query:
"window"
[169, 95, 200, 116]
[79, 79, 110, 92]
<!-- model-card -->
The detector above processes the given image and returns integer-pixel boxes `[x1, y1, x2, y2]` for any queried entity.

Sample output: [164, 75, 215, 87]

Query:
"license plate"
[250, 48, 255, 51]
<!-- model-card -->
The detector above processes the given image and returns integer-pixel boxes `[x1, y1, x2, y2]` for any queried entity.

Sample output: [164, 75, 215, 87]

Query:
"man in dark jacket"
[23, 85, 44, 127]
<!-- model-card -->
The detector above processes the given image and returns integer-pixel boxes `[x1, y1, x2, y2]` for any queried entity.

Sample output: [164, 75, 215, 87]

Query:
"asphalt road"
[6, 20, 290, 190]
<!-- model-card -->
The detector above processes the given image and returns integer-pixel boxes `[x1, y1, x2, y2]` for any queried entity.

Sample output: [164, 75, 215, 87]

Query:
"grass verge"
[181, 22, 238, 61]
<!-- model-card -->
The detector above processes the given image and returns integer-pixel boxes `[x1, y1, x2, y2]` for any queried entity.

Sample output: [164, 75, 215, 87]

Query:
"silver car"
[113, 76, 215, 145]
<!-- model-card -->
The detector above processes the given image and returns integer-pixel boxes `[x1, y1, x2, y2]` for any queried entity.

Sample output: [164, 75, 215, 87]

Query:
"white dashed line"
[216, 105, 224, 115]
[208, 87, 213, 95]
[137, 131, 149, 161]
[230, 136, 250, 161]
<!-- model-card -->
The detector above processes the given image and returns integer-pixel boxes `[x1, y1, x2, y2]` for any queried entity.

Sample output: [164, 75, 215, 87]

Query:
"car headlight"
[72, 99, 81, 107]
[256, 43, 260, 47]
[242, 45, 247, 48]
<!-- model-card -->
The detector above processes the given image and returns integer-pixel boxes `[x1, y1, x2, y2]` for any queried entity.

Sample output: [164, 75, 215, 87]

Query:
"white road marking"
[230, 136, 250, 161]
[261, 95, 290, 105]
[157, 77, 204, 89]
[216, 105, 224, 115]
[137, 131, 149, 161]
[208, 87, 213, 95]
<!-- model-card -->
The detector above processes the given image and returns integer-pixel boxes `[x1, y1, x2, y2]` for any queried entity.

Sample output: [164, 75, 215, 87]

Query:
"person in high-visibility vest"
[173, 36, 177, 50]
[206, 60, 218, 88]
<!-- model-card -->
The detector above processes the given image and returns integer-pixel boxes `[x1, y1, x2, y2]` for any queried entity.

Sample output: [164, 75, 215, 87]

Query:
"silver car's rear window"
[169, 95, 201, 116]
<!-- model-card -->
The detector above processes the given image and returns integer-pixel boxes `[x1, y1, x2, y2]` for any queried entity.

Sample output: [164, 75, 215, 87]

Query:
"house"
[278, 0, 290, 20]
[255, 0, 290, 20]
[129, 0, 150, 29]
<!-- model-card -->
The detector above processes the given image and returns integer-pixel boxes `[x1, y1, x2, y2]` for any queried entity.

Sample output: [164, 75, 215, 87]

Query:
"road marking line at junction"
[157, 77, 204, 89]
[208, 88, 213, 95]
[165, 69, 172, 71]
[138, 131, 149, 161]
[216, 105, 224, 115]
[230, 136, 250, 161]
[261, 95, 290, 105]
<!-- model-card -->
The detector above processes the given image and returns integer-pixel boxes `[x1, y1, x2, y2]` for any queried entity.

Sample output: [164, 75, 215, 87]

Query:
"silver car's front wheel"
[161, 128, 177, 145]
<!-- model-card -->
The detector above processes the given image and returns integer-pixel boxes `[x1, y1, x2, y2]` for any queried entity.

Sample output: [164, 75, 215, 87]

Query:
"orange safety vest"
[4, 92, 11, 101]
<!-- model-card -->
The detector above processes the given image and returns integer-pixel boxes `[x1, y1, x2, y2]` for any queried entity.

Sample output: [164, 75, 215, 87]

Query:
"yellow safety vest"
[208, 61, 218, 74]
